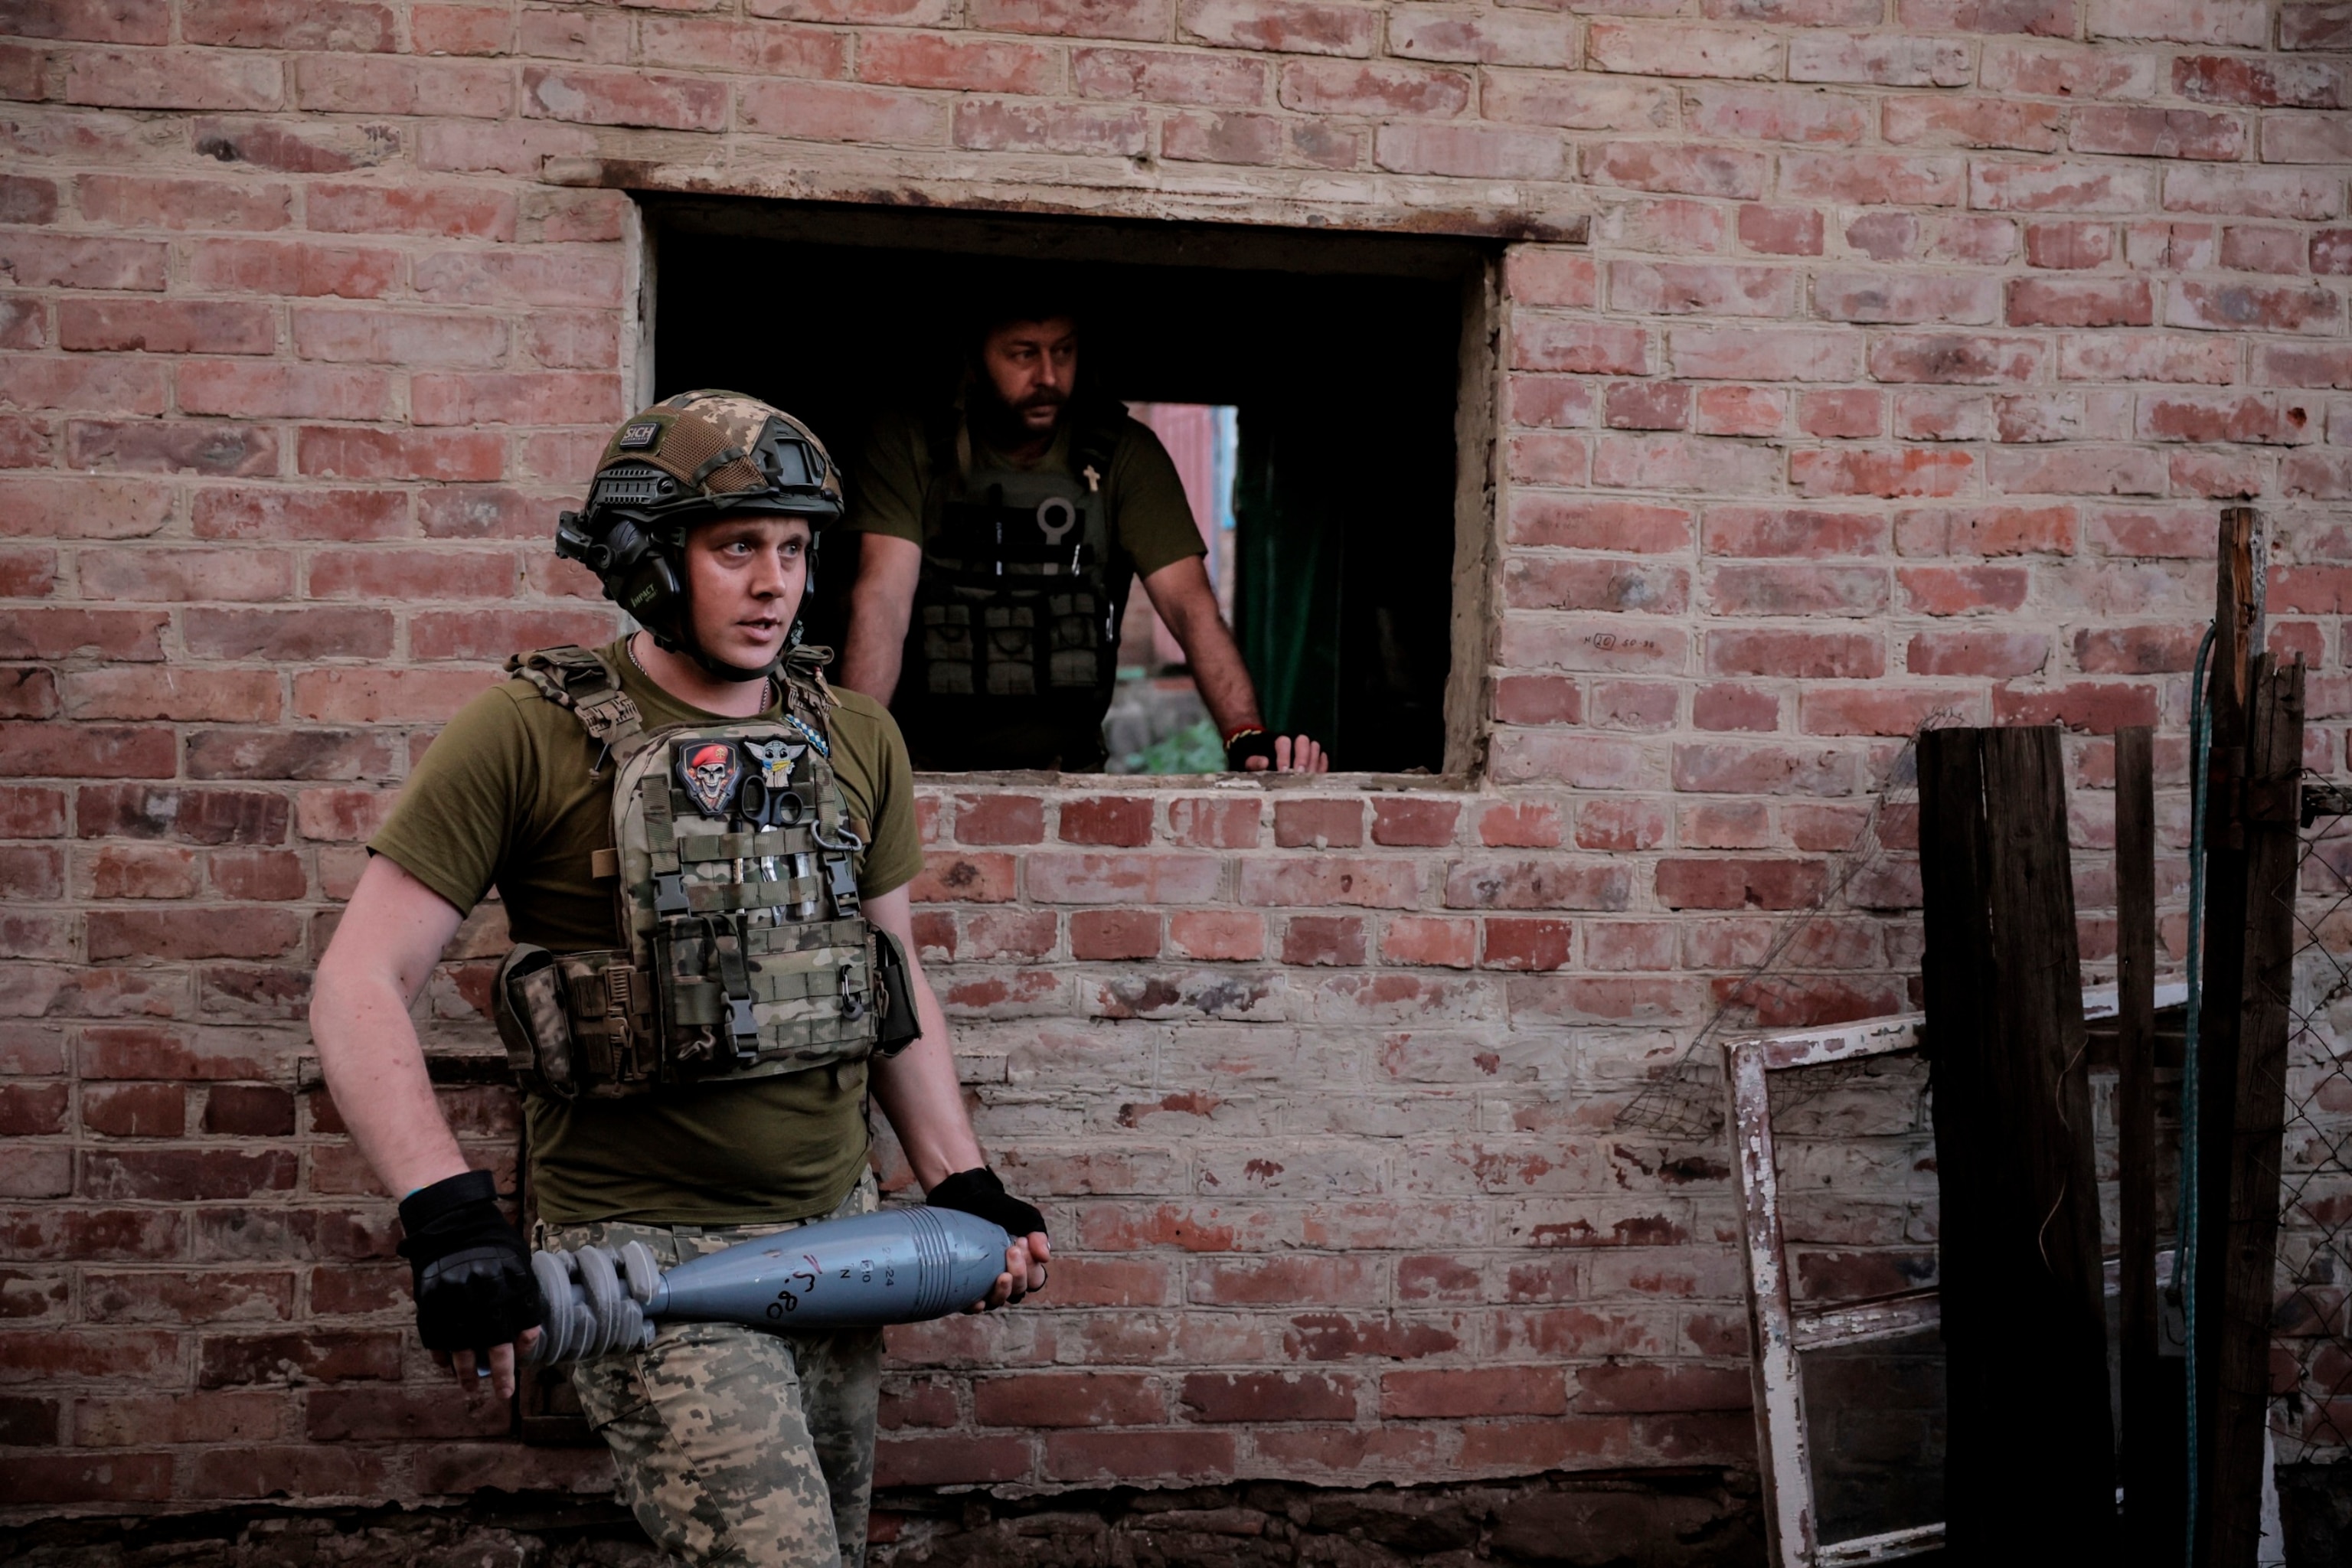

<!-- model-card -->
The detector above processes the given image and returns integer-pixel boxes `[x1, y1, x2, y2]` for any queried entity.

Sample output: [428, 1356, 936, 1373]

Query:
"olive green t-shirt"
[844, 406, 1208, 578]
[369, 638, 924, 1227]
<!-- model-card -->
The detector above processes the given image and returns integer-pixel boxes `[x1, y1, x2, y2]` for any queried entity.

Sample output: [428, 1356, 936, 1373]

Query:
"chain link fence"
[2275, 806, 2352, 1472]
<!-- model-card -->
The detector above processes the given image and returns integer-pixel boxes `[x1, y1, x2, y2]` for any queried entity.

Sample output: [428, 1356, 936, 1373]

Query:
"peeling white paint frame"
[1726, 980, 2190, 1568]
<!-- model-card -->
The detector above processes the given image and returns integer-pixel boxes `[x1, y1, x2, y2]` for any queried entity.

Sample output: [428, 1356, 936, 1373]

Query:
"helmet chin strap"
[643, 620, 781, 685]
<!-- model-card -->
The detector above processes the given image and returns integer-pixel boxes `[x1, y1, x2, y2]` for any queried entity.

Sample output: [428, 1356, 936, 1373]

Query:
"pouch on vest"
[872, 926, 920, 1057]
[501, 644, 884, 1099]
[494, 943, 577, 1097]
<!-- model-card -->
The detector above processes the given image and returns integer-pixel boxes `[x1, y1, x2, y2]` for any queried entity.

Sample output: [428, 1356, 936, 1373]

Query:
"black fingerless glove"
[396, 1170, 543, 1354]
[926, 1168, 1046, 1240]
[1223, 727, 1279, 772]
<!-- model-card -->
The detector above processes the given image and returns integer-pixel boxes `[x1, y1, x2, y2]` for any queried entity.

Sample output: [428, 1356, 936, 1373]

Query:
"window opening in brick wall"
[647, 199, 1494, 778]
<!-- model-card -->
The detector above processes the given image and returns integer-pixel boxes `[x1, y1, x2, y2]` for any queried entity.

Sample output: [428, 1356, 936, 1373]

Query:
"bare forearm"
[867, 950, 984, 1190]
[1168, 605, 1262, 737]
[836, 534, 920, 705]
[312, 965, 469, 1198]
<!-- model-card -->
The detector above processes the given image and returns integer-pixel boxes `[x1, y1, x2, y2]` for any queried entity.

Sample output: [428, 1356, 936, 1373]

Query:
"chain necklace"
[625, 633, 777, 712]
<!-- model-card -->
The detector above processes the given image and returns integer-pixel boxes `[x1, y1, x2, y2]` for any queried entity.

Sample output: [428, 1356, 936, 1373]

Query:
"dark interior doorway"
[648, 198, 1485, 775]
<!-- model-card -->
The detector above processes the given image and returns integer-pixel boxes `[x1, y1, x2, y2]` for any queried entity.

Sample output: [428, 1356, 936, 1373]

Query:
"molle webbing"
[493, 645, 880, 1098]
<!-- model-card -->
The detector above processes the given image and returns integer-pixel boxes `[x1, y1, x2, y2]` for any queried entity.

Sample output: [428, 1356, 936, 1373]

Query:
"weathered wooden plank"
[2193, 506, 2265, 1565]
[1919, 724, 2115, 1560]
[2115, 724, 2186, 1562]
[2206, 655, 2303, 1568]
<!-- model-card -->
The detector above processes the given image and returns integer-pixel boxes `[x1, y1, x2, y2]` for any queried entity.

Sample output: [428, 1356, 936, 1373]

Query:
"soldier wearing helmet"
[311, 391, 1050, 1568]
[837, 302, 1329, 774]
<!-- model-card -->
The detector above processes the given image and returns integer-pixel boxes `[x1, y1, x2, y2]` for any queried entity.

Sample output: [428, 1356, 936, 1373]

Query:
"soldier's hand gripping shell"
[395, 1171, 544, 1393]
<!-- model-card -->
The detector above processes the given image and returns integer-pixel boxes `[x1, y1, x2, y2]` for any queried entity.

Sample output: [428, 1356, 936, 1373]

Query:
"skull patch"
[677, 740, 743, 818]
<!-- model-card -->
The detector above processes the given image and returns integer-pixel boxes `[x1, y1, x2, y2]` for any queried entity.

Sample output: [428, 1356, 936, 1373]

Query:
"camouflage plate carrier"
[489, 645, 919, 1099]
[901, 400, 1129, 734]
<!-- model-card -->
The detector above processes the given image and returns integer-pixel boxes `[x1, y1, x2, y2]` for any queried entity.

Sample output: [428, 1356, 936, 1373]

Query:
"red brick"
[307, 181, 514, 240]
[1601, 382, 1690, 433]
[1178, 0, 1373, 54]
[859, 32, 1057, 93]
[202, 1084, 296, 1136]
[737, 79, 945, 143]
[1992, 681, 2159, 732]
[1883, 96, 2063, 152]
[1378, 122, 1563, 179]
[1382, 1366, 1567, 1418]
[0, 1081, 67, 1138]
[0, 723, 175, 779]
[1482, 917, 1572, 972]
[299, 426, 504, 482]
[302, 1384, 511, 1442]
[1671, 327, 1860, 383]
[1738, 205, 1824, 257]
[1577, 1364, 1753, 1413]
[1165, 796, 1259, 849]
[975, 1372, 1163, 1427]
[1909, 629, 2052, 676]
[84, 1268, 293, 1325]
[1370, 798, 1459, 848]
[81, 1147, 296, 1200]
[1869, 333, 2044, 384]
[1070, 909, 1158, 961]
[1587, 21, 1779, 78]
[1790, 31, 1971, 86]
[955, 100, 1146, 155]
[197, 1329, 400, 1387]
[2175, 54, 2349, 108]
[1165, 910, 1263, 961]
[2172, 279, 2341, 335]
[86, 907, 302, 961]
[1161, 109, 1280, 164]
[1059, 795, 1155, 846]
[1898, 565, 2031, 617]
[1376, 914, 1475, 969]
[64, 49, 284, 113]
[0, 1452, 174, 1504]
[292, 54, 512, 117]
[1583, 142, 1766, 200]
[2007, 276, 2156, 328]
[1272, 798, 1362, 848]
[874, 1433, 1032, 1488]
[67, 420, 278, 476]
[1282, 914, 1367, 966]
[80, 841, 198, 903]
[2282, 2, 2352, 48]
[0, 609, 168, 662]
[521, 65, 727, 130]
[1797, 390, 1882, 439]
[909, 852, 1017, 904]
[80, 1083, 185, 1138]
[1511, 318, 1650, 377]
[1179, 1370, 1356, 1422]
[2164, 166, 2340, 221]
[1077, 46, 1266, 104]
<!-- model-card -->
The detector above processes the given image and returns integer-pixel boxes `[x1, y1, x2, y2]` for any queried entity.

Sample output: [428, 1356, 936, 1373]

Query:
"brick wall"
[5, 0, 2350, 1521]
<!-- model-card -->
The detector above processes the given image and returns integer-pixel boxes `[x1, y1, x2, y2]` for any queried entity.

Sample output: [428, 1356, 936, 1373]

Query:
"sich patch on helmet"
[616, 420, 662, 452]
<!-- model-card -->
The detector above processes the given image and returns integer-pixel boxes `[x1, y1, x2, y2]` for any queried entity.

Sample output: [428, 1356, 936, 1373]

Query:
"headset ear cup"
[619, 550, 686, 638]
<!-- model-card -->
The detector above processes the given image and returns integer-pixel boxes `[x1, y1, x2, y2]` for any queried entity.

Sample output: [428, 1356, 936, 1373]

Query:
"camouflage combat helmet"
[557, 390, 844, 681]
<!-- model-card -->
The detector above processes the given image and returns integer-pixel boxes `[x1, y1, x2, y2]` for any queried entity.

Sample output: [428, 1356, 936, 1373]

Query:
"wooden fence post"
[1919, 724, 2115, 1561]
[2117, 725, 2187, 1562]
[2203, 656, 2304, 1567]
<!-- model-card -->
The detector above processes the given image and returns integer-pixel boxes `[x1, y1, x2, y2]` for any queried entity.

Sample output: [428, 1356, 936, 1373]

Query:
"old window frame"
[1726, 978, 2190, 1567]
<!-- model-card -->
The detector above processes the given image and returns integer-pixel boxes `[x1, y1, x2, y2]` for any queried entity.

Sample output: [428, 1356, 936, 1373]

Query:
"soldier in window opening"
[835, 301, 1329, 774]
[310, 390, 1050, 1568]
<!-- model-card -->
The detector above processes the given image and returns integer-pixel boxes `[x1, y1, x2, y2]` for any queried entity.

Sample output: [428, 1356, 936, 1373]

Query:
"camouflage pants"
[539, 1174, 882, 1568]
